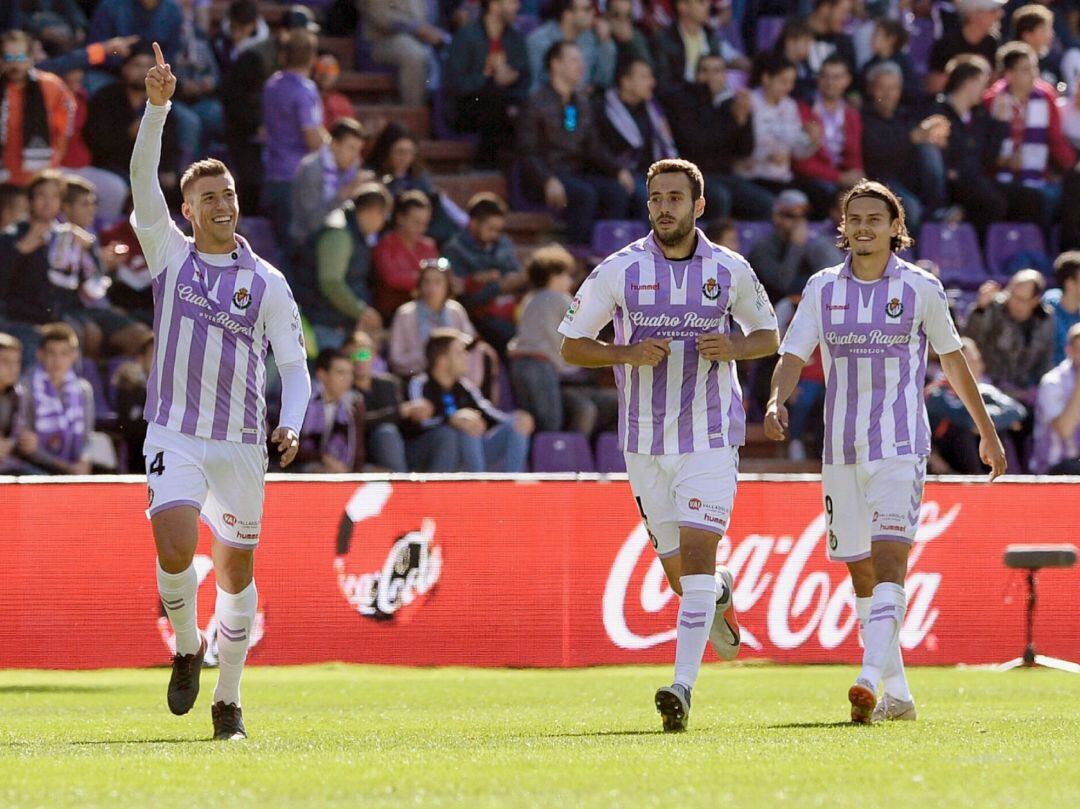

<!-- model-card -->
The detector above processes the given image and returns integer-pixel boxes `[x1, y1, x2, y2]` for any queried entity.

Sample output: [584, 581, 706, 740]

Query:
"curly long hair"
[837, 180, 914, 254]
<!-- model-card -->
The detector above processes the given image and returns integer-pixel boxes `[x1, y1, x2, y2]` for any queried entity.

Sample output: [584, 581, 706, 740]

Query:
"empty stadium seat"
[917, 222, 987, 289]
[595, 432, 626, 474]
[591, 220, 649, 258]
[531, 432, 595, 473]
[735, 220, 773, 253]
[985, 223, 1047, 280]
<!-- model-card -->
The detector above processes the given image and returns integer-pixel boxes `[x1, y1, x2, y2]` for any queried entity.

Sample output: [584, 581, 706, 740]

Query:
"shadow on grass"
[538, 730, 660, 738]
[0, 685, 122, 695]
[68, 738, 202, 746]
[767, 721, 869, 730]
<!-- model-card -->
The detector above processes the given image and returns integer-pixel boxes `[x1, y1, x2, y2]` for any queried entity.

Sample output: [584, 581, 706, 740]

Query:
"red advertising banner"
[1, 477, 1078, 669]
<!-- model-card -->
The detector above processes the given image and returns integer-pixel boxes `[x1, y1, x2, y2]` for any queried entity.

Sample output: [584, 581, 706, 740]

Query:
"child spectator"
[296, 348, 365, 473]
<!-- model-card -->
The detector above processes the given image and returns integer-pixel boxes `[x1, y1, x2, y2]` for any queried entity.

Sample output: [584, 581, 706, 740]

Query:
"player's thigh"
[144, 426, 209, 565]
[821, 463, 872, 563]
[671, 448, 739, 536]
[625, 452, 680, 560]
[201, 439, 269, 551]
[864, 454, 927, 545]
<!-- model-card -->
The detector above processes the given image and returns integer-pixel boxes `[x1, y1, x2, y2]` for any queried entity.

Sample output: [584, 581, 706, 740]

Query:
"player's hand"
[976, 280, 1001, 309]
[764, 402, 788, 441]
[980, 432, 1007, 481]
[145, 41, 176, 106]
[103, 34, 140, 59]
[696, 333, 738, 362]
[622, 338, 671, 367]
[272, 426, 300, 468]
[449, 408, 487, 437]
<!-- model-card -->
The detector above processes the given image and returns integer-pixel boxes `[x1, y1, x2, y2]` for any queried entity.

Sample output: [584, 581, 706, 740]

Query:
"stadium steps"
[319, 36, 354, 69]
[432, 172, 508, 209]
[421, 139, 477, 172]
[353, 104, 431, 139]
[337, 71, 397, 103]
[504, 211, 557, 245]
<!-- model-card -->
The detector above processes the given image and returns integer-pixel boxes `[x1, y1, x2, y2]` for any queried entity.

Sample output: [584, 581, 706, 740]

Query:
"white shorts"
[144, 422, 268, 549]
[625, 447, 739, 559]
[821, 454, 927, 563]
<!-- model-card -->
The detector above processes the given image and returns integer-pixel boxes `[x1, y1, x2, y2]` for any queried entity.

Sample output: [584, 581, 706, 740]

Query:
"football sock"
[157, 561, 201, 656]
[857, 582, 906, 689]
[856, 593, 911, 700]
[855, 596, 872, 644]
[673, 574, 717, 690]
[213, 581, 257, 707]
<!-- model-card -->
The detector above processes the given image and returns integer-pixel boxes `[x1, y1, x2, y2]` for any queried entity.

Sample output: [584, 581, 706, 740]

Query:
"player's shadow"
[0, 685, 122, 694]
[68, 738, 201, 746]
[539, 730, 660, 738]
[767, 721, 870, 730]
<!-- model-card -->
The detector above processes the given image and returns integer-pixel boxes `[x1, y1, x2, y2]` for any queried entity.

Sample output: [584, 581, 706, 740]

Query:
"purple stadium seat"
[736, 220, 774, 254]
[237, 217, 281, 266]
[807, 220, 837, 241]
[985, 222, 1047, 280]
[516, 13, 540, 36]
[531, 432, 596, 473]
[591, 220, 649, 257]
[77, 358, 117, 428]
[755, 16, 785, 53]
[508, 160, 548, 213]
[917, 222, 987, 289]
[595, 432, 625, 474]
[907, 16, 935, 76]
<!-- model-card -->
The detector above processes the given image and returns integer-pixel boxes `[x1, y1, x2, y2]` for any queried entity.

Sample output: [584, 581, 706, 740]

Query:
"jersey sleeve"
[728, 257, 778, 334]
[779, 278, 822, 361]
[557, 263, 622, 340]
[922, 279, 963, 355]
[262, 274, 309, 367]
[129, 101, 189, 278]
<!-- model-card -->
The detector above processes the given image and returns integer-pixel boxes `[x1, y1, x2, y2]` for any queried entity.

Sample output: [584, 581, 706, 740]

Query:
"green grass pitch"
[1, 663, 1077, 807]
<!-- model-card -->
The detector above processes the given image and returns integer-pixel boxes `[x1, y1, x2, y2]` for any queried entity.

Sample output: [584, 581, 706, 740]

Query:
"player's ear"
[180, 199, 193, 223]
[694, 195, 705, 219]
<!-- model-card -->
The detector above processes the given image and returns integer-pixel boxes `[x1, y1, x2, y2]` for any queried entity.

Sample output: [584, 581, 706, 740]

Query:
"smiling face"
[182, 172, 239, 252]
[647, 170, 704, 248]
[842, 195, 898, 259]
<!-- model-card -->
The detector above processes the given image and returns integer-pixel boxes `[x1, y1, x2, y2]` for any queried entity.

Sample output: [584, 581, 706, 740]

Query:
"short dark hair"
[0, 182, 27, 212]
[615, 55, 651, 86]
[997, 40, 1038, 73]
[646, 159, 704, 201]
[424, 329, 468, 370]
[227, 0, 259, 25]
[752, 51, 796, 86]
[820, 52, 851, 74]
[315, 347, 349, 373]
[943, 54, 991, 95]
[775, 18, 813, 52]
[39, 322, 79, 349]
[27, 169, 65, 201]
[874, 17, 909, 50]
[1054, 251, 1080, 288]
[838, 180, 913, 253]
[329, 117, 365, 142]
[353, 181, 391, 211]
[180, 158, 231, 198]
[545, 39, 579, 72]
[392, 189, 432, 223]
[526, 244, 576, 289]
[62, 175, 96, 206]
[704, 216, 736, 243]
[1013, 4, 1054, 38]
[467, 192, 508, 222]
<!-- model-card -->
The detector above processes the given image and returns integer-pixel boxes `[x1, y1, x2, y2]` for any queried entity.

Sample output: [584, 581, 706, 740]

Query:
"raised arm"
[130, 42, 176, 232]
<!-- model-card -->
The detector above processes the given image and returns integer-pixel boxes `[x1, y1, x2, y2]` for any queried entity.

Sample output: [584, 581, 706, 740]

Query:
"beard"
[652, 213, 694, 247]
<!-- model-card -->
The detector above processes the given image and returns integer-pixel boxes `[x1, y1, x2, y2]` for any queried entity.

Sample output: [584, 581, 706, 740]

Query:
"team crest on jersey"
[702, 278, 721, 300]
[232, 287, 252, 310]
[886, 297, 904, 318]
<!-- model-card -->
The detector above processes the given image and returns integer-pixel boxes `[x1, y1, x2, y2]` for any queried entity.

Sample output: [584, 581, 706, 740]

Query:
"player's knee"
[157, 543, 195, 573]
[214, 549, 254, 593]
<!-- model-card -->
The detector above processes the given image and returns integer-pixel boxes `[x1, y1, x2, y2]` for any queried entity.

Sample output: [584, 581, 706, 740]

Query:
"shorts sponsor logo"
[702, 277, 721, 300]
[223, 513, 238, 526]
[886, 297, 904, 318]
[688, 498, 702, 511]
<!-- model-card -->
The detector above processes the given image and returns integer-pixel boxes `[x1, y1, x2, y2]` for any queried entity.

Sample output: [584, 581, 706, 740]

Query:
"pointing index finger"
[152, 41, 165, 68]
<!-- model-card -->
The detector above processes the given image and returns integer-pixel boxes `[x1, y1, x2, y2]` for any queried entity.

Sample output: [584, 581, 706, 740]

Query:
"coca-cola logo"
[333, 483, 442, 620]
[603, 500, 960, 653]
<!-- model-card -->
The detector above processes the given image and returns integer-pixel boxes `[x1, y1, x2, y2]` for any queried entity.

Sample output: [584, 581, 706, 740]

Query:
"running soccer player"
[764, 181, 1007, 723]
[133, 44, 311, 740]
[559, 159, 779, 732]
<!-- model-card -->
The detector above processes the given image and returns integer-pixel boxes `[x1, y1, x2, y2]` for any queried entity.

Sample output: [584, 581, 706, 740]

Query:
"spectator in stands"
[13, 1, 88, 55]
[296, 348, 366, 473]
[366, 122, 464, 246]
[358, 0, 448, 107]
[747, 189, 843, 303]
[965, 269, 1056, 406]
[299, 181, 390, 351]
[173, 0, 223, 159]
[98, 196, 152, 325]
[22, 322, 94, 475]
[289, 118, 372, 249]
[0, 332, 42, 475]
[793, 53, 864, 218]
[313, 54, 354, 127]
[0, 30, 75, 186]
[932, 54, 1008, 234]
[736, 54, 820, 205]
[86, 46, 180, 198]
[373, 190, 441, 321]
[652, 0, 749, 96]
[927, 0, 1004, 95]
[594, 56, 678, 219]
[508, 244, 618, 435]
[87, 0, 183, 74]
[442, 193, 525, 353]
[607, 0, 654, 70]
[1012, 4, 1062, 87]
[345, 330, 414, 472]
[773, 18, 817, 104]
[1044, 252, 1080, 364]
[112, 331, 153, 472]
[446, 0, 531, 169]
[262, 28, 327, 255]
[404, 329, 533, 472]
[805, 0, 856, 74]
[526, 0, 615, 92]
[517, 41, 632, 244]
[1032, 322, 1080, 472]
[859, 17, 921, 110]
[985, 41, 1076, 230]
[0, 183, 29, 230]
[704, 216, 739, 252]
[927, 336, 1027, 473]
[861, 61, 950, 232]
[389, 257, 477, 379]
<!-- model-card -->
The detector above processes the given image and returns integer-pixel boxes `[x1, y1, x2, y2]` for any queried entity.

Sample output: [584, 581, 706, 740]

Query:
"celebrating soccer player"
[559, 159, 779, 732]
[132, 43, 312, 740]
[764, 181, 1007, 723]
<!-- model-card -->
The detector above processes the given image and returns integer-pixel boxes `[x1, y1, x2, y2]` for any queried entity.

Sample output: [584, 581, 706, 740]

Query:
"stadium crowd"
[2, 0, 1080, 476]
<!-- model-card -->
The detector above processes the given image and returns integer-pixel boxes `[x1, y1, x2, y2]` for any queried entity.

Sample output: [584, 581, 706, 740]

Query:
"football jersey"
[558, 228, 777, 455]
[780, 254, 963, 464]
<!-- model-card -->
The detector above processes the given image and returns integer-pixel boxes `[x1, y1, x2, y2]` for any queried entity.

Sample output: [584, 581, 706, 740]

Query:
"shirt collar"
[643, 227, 711, 260]
[838, 252, 900, 280]
[191, 233, 258, 271]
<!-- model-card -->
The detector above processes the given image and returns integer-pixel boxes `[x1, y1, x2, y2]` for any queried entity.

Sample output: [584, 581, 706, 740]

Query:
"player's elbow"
[559, 337, 575, 364]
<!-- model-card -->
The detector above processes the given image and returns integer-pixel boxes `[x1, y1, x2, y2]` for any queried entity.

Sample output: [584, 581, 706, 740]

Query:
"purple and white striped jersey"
[780, 254, 963, 464]
[557, 229, 777, 455]
[131, 216, 307, 445]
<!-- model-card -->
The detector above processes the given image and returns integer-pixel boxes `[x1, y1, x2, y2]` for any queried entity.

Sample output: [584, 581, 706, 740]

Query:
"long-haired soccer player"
[559, 159, 779, 732]
[133, 43, 311, 740]
[765, 181, 1007, 723]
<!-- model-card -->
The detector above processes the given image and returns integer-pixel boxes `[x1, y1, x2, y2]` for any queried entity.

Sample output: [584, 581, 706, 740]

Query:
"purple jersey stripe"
[726, 369, 744, 447]
[145, 273, 166, 420]
[820, 281, 837, 464]
[613, 307, 627, 448]
[650, 357, 668, 454]
[913, 326, 930, 455]
[678, 343, 698, 453]
[155, 256, 193, 424]
[840, 281, 860, 464]
[867, 355, 887, 461]
[240, 274, 270, 443]
[179, 300, 212, 435]
[891, 284, 917, 452]
[627, 366, 641, 452]
[210, 270, 244, 440]
[704, 358, 722, 448]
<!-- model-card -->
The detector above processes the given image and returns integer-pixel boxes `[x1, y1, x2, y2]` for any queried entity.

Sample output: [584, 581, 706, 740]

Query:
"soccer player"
[559, 159, 779, 732]
[764, 180, 1007, 723]
[132, 43, 312, 740]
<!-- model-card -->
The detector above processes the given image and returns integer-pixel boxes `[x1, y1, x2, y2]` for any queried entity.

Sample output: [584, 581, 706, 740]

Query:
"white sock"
[157, 561, 201, 656]
[855, 596, 872, 644]
[673, 574, 717, 690]
[858, 582, 906, 689]
[882, 602, 912, 702]
[213, 581, 257, 707]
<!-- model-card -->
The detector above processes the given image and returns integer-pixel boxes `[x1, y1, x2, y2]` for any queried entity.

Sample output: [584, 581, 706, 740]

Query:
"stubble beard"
[653, 215, 694, 248]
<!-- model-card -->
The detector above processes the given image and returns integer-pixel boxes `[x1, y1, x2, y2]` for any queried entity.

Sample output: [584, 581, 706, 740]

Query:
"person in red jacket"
[793, 53, 864, 219]
[372, 190, 440, 321]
